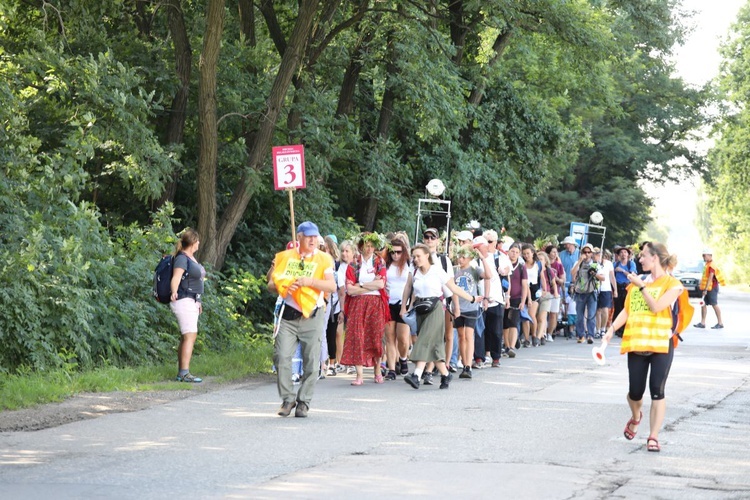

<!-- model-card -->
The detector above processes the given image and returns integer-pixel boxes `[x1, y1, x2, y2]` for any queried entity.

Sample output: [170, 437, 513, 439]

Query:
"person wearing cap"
[559, 236, 580, 297]
[613, 245, 636, 337]
[571, 243, 605, 344]
[421, 228, 455, 384]
[694, 249, 725, 329]
[268, 221, 337, 417]
[456, 230, 474, 248]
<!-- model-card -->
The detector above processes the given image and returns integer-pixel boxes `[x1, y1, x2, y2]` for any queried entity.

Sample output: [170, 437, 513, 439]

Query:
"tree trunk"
[155, 0, 192, 208]
[238, 0, 256, 46]
[196, 0, 226, 261]
[202, 0, 321, 270]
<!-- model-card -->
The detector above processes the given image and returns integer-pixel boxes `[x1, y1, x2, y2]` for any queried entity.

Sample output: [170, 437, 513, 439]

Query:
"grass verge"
[0, 342, 274, 412]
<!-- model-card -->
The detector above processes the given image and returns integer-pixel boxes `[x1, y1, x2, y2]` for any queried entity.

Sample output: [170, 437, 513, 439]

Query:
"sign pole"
[287, 187, 296, 243]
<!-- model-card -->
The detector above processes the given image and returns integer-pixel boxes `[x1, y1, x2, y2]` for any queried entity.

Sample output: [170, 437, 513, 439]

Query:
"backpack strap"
[440, 254, 448, 272]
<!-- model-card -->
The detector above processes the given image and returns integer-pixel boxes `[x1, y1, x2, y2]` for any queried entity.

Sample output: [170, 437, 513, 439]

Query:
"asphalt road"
[1, 293, 749, 499]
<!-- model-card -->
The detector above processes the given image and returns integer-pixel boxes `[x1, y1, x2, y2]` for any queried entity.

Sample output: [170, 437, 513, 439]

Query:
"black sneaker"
[448, 364, 457, 373]
[507, 349, 516, 358]
[399, 359, 409, 375]
[439, 373, 453, 389]
[404, 373, 420, 389]
[531, 337, 539, 347]
[711, 324, 724, 329]
[423, 372, 434, 385]
[385, 370, 397, 380]
[587, 337, 594, 345]
[459, 366, 471, 379]
[693, 322, 705, 328]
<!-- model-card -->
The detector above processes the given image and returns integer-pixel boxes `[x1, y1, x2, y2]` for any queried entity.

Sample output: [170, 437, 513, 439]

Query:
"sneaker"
[491, 360, 500, 368]
[522, 340, 530, 348]
[577, 337, 584, 343]
[540, 336, 546, 346]
[456, 361, 464, 369]
[326, 366, 336, 377]
[459, 366, 471, 379]
[507, 349, 516, 358]
[711, 324, 724, 329]
[515, 339, 521, 349]
[593, 332, 601, 339]
[399, 359, 409, 375]
[346, 366, 356, 375]
[385, 370, 397, 380]
[439, 373, 453, 389]
[546, 334, 554, 342]
[423, 372, 434, 385]
[292, 373, 301, 385]
[531, 337, 539, 347]
[176, 372, 203, 383]
[693, 323, 705, 329]
[335, 363, 345, 373]
[404, 373, 420, 389]
[587, 338, 594, 345]
[501, 350, 509, 358]
[471, 361, 483, 370]
[448, 364, 457, 373]
[294, 401, 309, 418]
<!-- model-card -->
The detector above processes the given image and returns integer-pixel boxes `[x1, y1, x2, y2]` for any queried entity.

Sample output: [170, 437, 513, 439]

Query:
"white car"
[674, 262, 704, 298]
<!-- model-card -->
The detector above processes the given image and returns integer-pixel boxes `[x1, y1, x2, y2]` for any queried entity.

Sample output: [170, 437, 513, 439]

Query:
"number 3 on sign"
[272, 145, 306, 190]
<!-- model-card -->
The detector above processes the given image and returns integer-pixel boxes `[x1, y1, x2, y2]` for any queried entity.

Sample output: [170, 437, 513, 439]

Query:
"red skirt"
[340, 295, 385, 366]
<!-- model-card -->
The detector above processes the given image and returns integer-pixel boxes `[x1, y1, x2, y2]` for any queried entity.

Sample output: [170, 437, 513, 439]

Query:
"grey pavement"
[1, 294, 749, 499]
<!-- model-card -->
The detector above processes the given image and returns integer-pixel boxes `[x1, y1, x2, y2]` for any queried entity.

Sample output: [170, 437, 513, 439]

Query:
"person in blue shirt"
[612, 245, 636, 337]
[559, 236, 580, 296]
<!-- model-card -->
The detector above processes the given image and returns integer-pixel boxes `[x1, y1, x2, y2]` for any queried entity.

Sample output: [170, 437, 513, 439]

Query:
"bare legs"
[178, 332, 197, 371]
[626, 394, 666, 443]
[700, 303, 723, 326]
[457, 326, 475, 368]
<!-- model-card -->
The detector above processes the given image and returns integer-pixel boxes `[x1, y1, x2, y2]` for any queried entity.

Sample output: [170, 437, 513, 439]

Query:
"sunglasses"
[390, 250, 403, 255]
[487, 240, 496, 244]
[423, 235, 437, 240]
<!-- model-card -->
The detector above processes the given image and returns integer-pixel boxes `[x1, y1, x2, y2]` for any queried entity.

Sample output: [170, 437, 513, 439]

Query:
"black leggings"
[326, 312, 339, 359]
[627, 342, 674, 401]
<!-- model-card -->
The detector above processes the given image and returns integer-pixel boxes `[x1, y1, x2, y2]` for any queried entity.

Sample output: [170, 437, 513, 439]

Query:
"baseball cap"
[593, 247, 601, 254]
[456, 230, 474, 242]
[702, 248, 713, 255]
[472, 236, 488, 248]
[582, 243, 594, 252]
[423, 227, 439, 237]
[327, 234, 338, 244]
[296, 221, 320, 237]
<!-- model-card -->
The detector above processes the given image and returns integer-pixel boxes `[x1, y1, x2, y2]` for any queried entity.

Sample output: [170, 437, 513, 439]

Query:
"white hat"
[561, 236, 578, 246]
[702, 248, 713, 255]
[472, 236, 488, 248]
[456, 230, 474, 242]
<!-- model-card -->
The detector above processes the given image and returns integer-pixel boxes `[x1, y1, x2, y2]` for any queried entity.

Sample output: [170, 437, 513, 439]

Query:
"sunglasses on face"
[582, 251, 591, 255]
[487, 240, 496, 244]
[423, 234, 437, 240]
[390, 250, 402, 255]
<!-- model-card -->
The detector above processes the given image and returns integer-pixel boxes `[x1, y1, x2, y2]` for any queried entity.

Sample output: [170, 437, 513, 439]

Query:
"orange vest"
[271, 249, 333, 318]
[699, 263, 725, 291]
[621, 275, 682, 354]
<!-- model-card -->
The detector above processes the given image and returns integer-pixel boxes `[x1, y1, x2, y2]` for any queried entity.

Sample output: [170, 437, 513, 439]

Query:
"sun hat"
[581, 243, 594, 252]
[561, 236, 578, 246]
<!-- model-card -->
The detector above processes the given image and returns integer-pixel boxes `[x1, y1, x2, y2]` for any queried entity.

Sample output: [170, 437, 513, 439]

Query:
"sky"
[646, 0, 746, 264]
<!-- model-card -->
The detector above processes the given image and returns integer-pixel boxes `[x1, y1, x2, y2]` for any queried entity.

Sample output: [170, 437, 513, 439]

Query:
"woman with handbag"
[400, 243, 480, 390]
[603, 242, 684, 453]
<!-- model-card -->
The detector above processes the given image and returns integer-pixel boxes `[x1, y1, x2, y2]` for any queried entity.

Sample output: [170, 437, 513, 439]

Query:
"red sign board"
[272, 145, 306, 190]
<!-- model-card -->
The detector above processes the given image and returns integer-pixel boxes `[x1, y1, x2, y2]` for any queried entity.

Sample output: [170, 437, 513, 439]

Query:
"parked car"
[674, 261, 704, 298]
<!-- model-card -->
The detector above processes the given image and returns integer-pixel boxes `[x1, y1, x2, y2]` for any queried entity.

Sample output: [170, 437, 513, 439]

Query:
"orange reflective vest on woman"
[271, 249, 333, 318]
[621, 275, 682, 355]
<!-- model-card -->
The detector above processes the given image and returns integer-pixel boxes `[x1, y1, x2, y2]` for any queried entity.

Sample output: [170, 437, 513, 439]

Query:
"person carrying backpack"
[571, 243, 604, 344]
[169, 228, 206, 383]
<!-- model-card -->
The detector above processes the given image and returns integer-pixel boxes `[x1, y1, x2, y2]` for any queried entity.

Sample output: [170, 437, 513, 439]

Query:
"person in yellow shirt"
[268, 221, 336, 418]
[603, 242, 684, 453]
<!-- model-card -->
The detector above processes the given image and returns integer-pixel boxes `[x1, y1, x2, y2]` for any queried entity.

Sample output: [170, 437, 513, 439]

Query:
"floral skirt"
[340, 295, 385, 366]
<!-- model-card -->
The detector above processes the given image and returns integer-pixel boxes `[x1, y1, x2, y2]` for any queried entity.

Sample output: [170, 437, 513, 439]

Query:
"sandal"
[647, 436, 660, 452]
[350, 378, 363, 386]
[623, 410, 643, 440]
[374, 374, 384, 384]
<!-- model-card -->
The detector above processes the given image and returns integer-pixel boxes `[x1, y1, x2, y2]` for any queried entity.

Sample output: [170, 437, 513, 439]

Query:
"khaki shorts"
[538, 293, 553, 313]
[170, 298, 200, 334]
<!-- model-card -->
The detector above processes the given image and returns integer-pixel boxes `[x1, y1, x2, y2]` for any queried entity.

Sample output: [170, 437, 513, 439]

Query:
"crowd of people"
[168, 221, 710, 453]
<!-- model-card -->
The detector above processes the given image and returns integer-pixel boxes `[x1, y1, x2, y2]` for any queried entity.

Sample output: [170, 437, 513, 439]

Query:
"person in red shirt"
[693, 249, 724, 329]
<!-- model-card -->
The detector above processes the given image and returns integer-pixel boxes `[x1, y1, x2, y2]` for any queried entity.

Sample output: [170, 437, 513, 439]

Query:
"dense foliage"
[707, 1, 750, 283]
[0, 0, 708, 372]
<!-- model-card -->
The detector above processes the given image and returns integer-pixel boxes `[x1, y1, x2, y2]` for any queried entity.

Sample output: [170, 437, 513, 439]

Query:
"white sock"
[414, 367, 424, 378]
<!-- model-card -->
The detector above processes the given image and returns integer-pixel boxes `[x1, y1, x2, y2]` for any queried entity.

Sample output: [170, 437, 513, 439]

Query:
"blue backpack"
[153, 253, 189, 304]
[153, 255, 174, 304]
